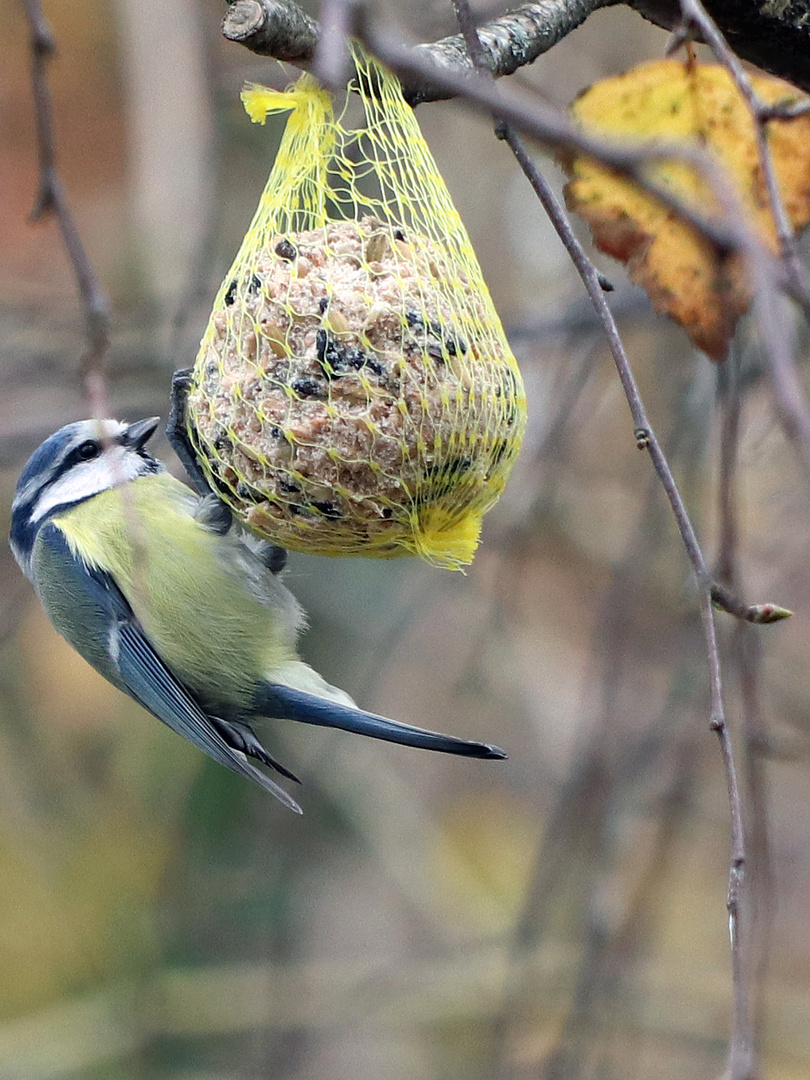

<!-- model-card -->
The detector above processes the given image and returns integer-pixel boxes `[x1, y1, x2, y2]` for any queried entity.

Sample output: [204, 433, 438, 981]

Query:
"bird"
[9, 417, 505, 812]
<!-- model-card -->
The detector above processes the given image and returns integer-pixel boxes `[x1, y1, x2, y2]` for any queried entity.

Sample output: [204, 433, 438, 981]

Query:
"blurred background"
[2, 1, 810, 1078]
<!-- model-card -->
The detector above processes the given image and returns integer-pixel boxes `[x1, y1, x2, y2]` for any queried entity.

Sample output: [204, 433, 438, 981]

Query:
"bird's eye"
[76, 440, 100, 461]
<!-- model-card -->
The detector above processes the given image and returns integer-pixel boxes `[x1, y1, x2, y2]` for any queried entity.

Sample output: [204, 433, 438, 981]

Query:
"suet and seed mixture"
[186, 51, 526, 568]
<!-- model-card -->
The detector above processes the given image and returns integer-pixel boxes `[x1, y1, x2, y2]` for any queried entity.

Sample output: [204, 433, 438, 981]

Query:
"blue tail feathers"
[255, 683, 507, 759]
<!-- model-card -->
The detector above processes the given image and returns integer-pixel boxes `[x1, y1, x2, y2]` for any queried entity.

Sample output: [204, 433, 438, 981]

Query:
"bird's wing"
[34, 523, 302, 813]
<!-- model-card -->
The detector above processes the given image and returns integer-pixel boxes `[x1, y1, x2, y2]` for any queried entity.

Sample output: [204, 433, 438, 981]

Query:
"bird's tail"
[257, 662, 506, 760]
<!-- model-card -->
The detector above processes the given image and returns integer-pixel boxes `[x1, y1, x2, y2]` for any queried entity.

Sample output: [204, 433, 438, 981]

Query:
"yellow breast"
[52, 474, 296, 708]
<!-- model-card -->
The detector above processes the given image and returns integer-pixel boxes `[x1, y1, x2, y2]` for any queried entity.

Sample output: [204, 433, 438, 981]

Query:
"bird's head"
[9, 417, 162, 577]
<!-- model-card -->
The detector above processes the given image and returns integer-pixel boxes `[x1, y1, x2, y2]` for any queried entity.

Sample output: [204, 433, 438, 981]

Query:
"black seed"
[312, 500, 341, 519]
[318, 297, 329, 315]
[394, 228, 406, 241]
[316, 330, 385, 379]
[405, 310, 465, 358]
[381, 507, 393, 519]
[275, 239, 297, 260]
[278, 478, 301, 494]
[351, 350, 385, 378]
[291, 376, 326, 399]
[316, 328, 328, 362]
[224, 274, 262, 306]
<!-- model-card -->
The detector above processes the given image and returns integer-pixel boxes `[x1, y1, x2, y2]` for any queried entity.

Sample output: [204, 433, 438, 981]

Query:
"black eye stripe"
[39, 439, 105, 490]
[13, 441, 104, 522]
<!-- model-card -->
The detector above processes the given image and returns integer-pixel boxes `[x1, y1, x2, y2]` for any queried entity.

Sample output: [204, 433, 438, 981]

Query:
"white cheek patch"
[31, 449, 142, 522]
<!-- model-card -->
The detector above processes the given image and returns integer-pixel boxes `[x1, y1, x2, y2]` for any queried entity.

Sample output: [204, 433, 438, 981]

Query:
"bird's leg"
[167, 368, 288, 572]
[166, 368, 214, 496]
[210, 716, 301, 783]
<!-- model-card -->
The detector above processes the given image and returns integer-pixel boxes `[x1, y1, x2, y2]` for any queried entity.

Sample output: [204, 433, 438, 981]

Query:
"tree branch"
[633, 0, 810, 94]
[22, 0, 111, 419]
[451, 3, 758, 1075]
[223, 0, 810, 96]
[222, 0, 319, 65]
[700, 587, 755, 1080]
[222, 0, 611, 104]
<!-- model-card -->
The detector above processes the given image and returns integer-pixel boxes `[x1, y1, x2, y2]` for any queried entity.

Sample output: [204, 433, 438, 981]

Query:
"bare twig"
[713, 351, 770, 1079]
[448, 0, 757, 1070]
[676, 0, 810, 309]
[501, 128, 790, 624]
[701, 589, 755, 1080]
[670, 0, 810, 480]
[715, 353, 775, 1062]
[504, 95, 759, 1080]
[312, 0, 355, 91]
[223, 0, 810, 98]
[671, 0, 810, 480]
[22, 0, 111, 419]
[734, 622, 774, 1047]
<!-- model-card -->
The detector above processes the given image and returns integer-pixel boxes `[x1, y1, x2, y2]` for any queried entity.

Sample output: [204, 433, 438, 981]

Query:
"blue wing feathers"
[34, 523, 302, 812]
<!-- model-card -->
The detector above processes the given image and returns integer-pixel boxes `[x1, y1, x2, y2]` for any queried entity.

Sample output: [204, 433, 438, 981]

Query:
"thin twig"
[312, 0, 354, 91]
[670, 0, 810, 481]
[734, 622, 774, 1048]
[22, 0, 111, 419]
[714, 350, 768, 1079]
[449, 0, 756, 1070]
[675, 0, 810, 314]
[701, 588, 755, 1080]
[715, 352, 774, 1061]
[501, 129, 789, 622]
[715, 350, 741, 588]
[506, 75, 759, 1080]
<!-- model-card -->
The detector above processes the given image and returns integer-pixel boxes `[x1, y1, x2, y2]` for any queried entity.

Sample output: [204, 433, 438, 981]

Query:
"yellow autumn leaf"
[563, 59, 810, 360]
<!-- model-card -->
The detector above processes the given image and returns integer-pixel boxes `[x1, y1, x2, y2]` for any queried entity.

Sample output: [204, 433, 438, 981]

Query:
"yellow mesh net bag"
[186, 44, 526, 569]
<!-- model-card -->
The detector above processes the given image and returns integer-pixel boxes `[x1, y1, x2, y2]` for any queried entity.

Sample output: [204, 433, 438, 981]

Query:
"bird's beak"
[122, 416, 160, 450]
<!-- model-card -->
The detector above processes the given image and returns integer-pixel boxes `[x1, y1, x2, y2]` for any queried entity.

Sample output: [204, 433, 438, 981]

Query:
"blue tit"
[9, 418, 505, 812]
